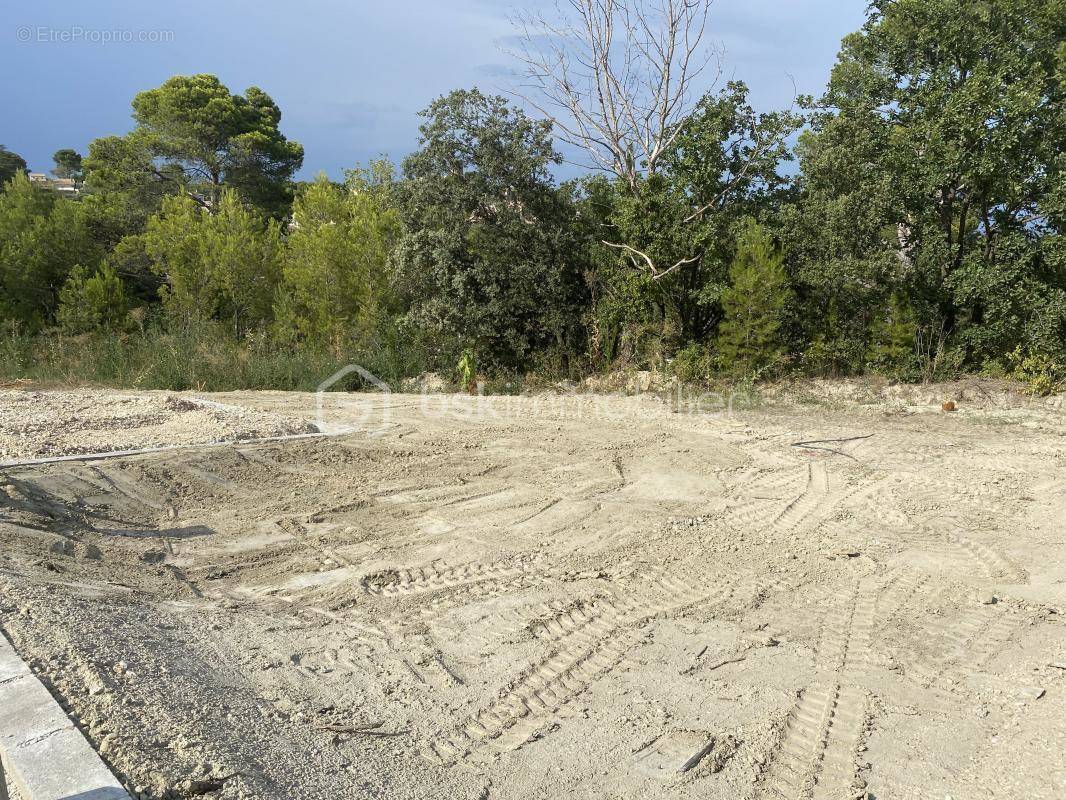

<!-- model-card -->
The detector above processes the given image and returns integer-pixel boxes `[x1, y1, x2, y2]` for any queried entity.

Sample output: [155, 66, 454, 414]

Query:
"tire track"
[425, 569, 756, 765]
[907, 525, 1028, 584]
[362, 556, 543, 598]
[758, 572, 918, 800]
[772, 462, 829, 535]
[900, 603, 1021, 692]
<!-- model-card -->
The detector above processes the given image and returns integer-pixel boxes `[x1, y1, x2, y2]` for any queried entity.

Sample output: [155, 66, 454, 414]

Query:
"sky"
[2, 1, 868, 180]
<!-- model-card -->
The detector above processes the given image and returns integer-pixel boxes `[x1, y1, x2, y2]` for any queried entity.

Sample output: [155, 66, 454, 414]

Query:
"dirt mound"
[0, 390, 317, 462]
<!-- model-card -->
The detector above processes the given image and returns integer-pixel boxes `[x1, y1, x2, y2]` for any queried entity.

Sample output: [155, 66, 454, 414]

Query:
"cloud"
[295, 99, 406, 131]
[473, 62, 520, 78]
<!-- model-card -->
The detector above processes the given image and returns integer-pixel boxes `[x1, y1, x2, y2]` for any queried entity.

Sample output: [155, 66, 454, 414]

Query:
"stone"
[1017, 686, 1045, 701]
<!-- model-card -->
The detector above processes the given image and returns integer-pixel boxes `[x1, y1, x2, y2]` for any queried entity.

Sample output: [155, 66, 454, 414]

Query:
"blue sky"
[3, 1, 868, 179]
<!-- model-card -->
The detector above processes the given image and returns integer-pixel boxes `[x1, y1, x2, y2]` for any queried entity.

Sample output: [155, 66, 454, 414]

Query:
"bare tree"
[509, 0, 721, 193]
[509, 0, 726, 278]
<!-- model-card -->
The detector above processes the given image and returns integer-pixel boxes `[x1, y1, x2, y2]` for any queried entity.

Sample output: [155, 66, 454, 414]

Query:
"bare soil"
[0, 390, 316, 462]
[1, 387, 1064, 799]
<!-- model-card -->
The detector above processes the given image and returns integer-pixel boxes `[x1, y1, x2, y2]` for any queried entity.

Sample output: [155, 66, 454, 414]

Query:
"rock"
[829, 549, 860, 560]
[50, 539, 76, 557]
[978, 592, 997, 605]
[1017, 686, 1045, 701]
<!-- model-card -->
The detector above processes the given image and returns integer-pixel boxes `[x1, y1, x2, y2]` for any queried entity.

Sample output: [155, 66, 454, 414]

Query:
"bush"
[671, 342, 712, 384]
[1008, 347, 1064, 396]
[56, 263, 130, 333]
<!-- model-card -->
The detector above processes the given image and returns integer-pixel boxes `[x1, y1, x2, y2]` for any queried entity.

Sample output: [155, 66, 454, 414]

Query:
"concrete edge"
[0, 628, 130, 800]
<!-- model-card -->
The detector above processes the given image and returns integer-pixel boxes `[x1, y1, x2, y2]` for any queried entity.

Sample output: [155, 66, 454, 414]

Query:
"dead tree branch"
[508, 0, 721, 193]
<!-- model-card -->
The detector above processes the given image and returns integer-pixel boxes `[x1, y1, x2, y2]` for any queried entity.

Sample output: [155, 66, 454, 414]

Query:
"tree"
[717, 219, 792, 375]
[510, 0, 799, 279]
[274, 167, 401, 348]
[0, 174, 101, 328]
[144, 190, 281, 335]
[57, 262, 129, 332]
[866, 293, 919, 378]
[393, 89, 588, 370]
[0, 145, 28, 187]
[85, 74, 304, 219]
[595, 82, 801, 351]
[51, 149, 83, 182]
[510, 0, 718, 191]
[798, 0, 1065, 370]
[80, 134, 185, 249]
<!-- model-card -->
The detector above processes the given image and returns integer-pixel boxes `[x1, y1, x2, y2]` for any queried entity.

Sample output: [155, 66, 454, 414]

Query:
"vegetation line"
[1, 0, 1061, 395]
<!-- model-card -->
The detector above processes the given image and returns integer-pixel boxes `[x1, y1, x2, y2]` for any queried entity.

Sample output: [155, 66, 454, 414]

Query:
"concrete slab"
[0, 630, 129, 800]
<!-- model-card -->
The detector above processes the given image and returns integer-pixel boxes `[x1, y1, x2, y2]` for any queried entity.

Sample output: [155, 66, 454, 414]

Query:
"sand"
[0, 386, 1063, 799]
[0, 390, 316, 462]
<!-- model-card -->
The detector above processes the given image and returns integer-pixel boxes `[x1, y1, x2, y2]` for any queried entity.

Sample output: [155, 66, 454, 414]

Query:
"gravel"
[0, 390, 317, 462]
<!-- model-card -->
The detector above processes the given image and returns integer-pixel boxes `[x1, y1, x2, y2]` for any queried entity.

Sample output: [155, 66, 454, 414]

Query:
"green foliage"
[866, 294, 920, 378]
[56, 262, 129, 333]
[0, 145, 28, 187]
[0, 317, 429, 392]
[717, 219, 793, 376]
[671, 342, 712, 384]
[796, 0, 1066, 373]
[393, 88, 588, 370]
[51, 149, 83, 182]
[0, 173, 101, 330]
[456, 349, 477, 391]
[84, 75, 303, 221]
[591, 82, 803, 361]
[1007, 347, 1064, 395]
[274, 167, 400, 348]
[3, 31, 1063, 393]
[144, 190, 281, 335]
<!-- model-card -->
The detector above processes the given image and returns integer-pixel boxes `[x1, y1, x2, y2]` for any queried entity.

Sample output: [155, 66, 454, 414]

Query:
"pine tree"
[866, 292, 918, 377]
[717, 218, 792, 376]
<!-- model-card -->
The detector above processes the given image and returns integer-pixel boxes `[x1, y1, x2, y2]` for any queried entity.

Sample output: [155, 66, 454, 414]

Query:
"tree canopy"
[0, 145, 28, 187]
[1, 2, 1063, 393]
[393, 88, 588, 370]
[85, 74, 304, 220]
[51, 149, 83, 182]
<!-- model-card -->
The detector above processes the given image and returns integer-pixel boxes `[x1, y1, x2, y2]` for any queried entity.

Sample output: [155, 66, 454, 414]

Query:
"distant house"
[28, 172, 80, 195]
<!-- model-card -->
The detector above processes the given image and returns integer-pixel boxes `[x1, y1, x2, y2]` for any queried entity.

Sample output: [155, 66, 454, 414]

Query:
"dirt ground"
[0, 390, 316, 462]
[1, 386, 1064, 799]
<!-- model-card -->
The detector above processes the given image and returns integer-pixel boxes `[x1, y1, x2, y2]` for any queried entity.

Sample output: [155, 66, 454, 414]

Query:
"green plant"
[671, 342, 712, 384]
[456, 349, 477, 393]
[1008, 347, 1064, 396]
[717, 218, 792, 377]
[56, 263, 129, 333]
